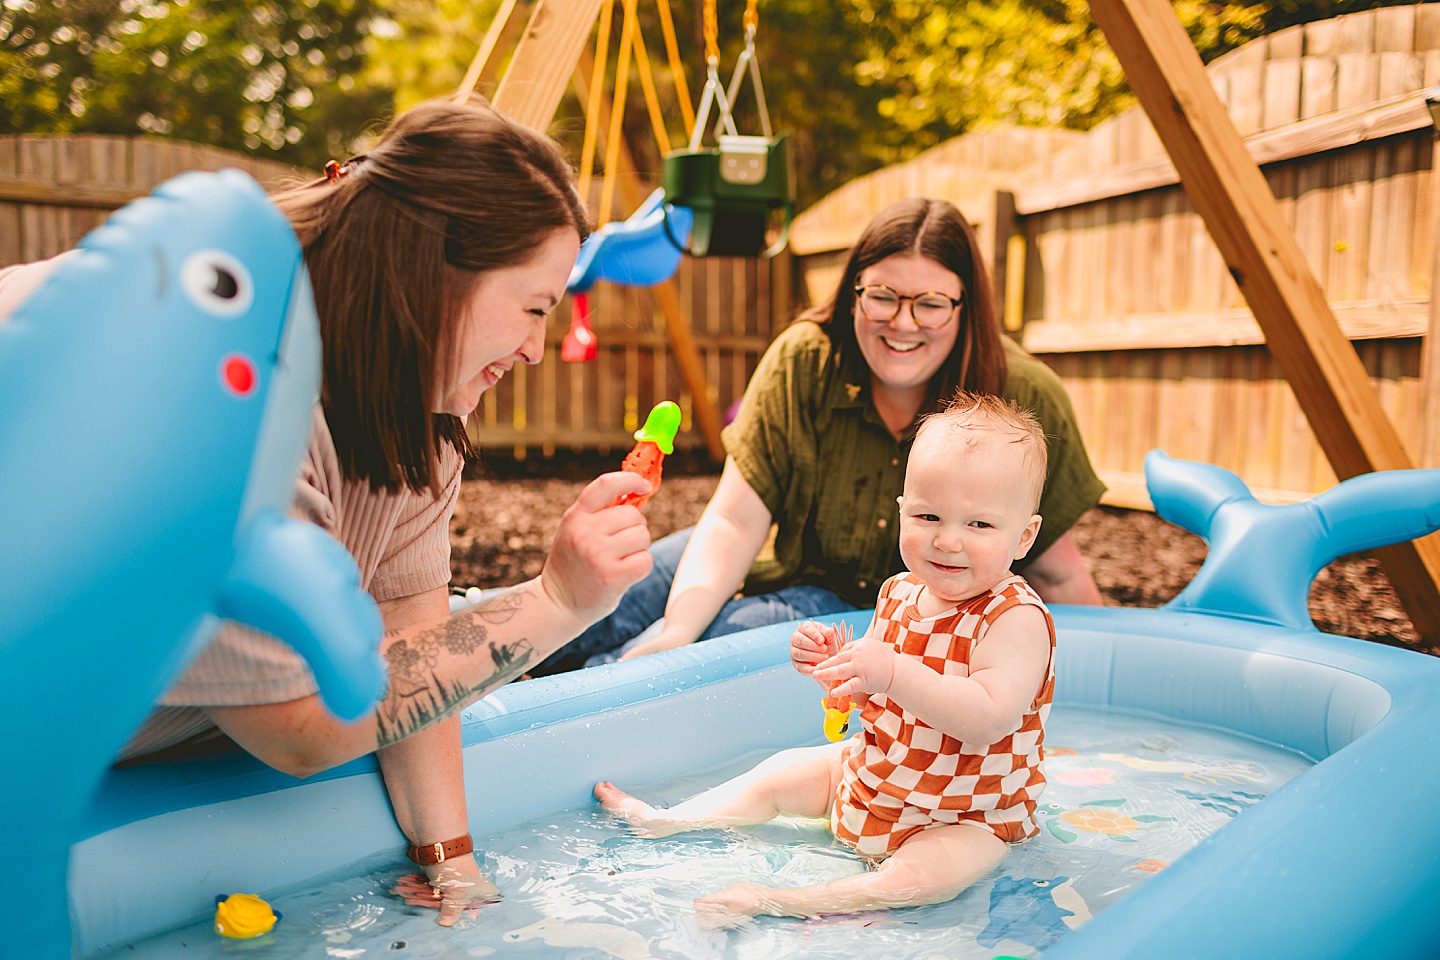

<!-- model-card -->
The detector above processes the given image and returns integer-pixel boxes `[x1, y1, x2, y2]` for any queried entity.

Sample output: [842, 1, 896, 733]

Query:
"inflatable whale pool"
[63, 452, 1440, 960]
[6, 172, 1439, 959]
[0, 168, 383, 960]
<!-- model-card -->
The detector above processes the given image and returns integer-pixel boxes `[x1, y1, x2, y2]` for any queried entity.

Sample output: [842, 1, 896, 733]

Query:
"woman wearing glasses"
[532, 197, 1105, 674]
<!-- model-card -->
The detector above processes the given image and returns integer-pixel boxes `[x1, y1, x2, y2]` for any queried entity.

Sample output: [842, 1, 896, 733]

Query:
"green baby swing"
[662, 0, 794, 258]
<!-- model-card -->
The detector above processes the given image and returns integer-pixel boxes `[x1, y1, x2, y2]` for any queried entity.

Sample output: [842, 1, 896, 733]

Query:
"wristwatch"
[405, 832, 474, 866]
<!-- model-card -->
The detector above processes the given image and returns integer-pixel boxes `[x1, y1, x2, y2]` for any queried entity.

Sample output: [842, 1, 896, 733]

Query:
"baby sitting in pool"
[595, 393, 1057, 927]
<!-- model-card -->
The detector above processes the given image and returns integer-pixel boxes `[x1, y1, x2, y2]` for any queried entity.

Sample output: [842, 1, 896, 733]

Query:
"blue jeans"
[529, 527, 858, 676]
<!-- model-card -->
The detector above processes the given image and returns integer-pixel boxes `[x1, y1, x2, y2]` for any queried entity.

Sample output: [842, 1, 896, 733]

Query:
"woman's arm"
[374, 587, 495, 925]
[206, 469, 653, 778]
[619, 458, 773, 659]
[1021, 531, 1102, 605]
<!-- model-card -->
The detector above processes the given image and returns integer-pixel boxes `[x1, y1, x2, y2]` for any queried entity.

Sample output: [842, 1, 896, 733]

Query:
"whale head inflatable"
[0, 169, 385, 957]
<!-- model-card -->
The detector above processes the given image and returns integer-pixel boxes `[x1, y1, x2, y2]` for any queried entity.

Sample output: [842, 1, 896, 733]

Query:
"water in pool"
[104, 705, 1312, 959]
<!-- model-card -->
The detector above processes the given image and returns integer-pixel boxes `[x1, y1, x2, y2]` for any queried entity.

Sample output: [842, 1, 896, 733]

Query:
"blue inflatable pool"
[7, 172, 1439, 958]
[69, 527, 1440, 957]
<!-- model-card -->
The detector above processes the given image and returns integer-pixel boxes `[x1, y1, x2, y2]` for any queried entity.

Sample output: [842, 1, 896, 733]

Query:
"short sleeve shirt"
[721, 321, 1105, 608]
[121, 409, 463, 758]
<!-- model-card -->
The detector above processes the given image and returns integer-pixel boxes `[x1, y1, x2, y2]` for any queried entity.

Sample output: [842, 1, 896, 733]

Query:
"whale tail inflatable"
[1145, 449, 1440, 629]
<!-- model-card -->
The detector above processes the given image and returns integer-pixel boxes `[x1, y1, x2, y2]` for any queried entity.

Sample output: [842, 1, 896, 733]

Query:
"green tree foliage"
[363, 0, 504, 110]
[0, 0, 1419, 204]
[0, 0, 389, 169]
[776, 0, 1417, 202]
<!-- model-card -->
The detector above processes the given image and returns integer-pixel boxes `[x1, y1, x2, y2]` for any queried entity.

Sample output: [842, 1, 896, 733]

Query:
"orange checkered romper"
[830, 572, 1056, 860]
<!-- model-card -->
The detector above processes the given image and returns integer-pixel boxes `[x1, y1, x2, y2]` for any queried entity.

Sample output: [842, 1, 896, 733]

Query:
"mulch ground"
[450, 453, 1431, 656]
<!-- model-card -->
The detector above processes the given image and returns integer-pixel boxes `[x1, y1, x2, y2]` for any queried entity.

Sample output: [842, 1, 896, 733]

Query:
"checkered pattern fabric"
[830, 573, 1056, 859]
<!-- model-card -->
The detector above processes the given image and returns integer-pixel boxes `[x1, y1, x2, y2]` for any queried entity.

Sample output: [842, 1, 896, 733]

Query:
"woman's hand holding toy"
[541, 471, 654, 627]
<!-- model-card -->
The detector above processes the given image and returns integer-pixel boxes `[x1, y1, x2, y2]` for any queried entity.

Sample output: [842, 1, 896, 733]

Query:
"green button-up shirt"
[722, 321, 1105, 608]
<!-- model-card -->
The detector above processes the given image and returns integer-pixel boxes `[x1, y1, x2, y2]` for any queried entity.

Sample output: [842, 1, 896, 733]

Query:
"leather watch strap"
[405, 832, 474, 866]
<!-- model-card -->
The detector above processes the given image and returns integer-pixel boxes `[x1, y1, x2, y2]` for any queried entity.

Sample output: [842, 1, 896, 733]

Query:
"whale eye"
[180, 249, 253, 317]
[1033, 879, 1051, 887]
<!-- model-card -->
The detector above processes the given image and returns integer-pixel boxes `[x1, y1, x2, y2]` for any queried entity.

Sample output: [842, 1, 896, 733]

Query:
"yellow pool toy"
[820, 621, 855, 742]
[214, 892, 281, 939]
[822, 690, 852, 741]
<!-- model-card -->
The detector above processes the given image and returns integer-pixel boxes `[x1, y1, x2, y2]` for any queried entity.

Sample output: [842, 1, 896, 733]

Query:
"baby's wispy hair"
[916, 393, 1048, 512]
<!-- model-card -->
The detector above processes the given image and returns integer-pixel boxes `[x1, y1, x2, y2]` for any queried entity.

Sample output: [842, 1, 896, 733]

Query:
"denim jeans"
[529, 527, 858, 676]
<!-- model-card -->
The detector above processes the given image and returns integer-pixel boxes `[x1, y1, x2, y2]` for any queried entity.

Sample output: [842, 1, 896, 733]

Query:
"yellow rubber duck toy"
[822, 688, 853, 742]
[214, 893, 281, 939]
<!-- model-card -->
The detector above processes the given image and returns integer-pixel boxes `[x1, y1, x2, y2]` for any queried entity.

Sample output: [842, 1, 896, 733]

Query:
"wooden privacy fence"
[790, 3, 1440, 509]
[0, 134, 298, 265]
[471, 254, 786, 459]
[0, 134, 784, 462]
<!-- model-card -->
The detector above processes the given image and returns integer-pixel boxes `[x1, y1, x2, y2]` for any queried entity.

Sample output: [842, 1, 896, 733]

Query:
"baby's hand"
[789, 620, 838, 676]
[812, 636, 896, 698]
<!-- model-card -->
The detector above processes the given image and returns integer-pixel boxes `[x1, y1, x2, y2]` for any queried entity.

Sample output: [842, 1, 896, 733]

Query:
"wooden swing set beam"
[1089, 0, 1440, 641]
[491, 0, 726, 463]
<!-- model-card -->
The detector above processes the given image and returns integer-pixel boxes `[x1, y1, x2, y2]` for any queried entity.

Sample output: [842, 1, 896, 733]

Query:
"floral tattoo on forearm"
[375, 587, 534, 747]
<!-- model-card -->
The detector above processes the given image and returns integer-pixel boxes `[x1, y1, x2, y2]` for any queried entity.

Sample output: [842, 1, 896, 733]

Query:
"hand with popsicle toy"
[821, 622, 855, 741]
[617, 401, 682, 510]
[790, 620, 860, 741]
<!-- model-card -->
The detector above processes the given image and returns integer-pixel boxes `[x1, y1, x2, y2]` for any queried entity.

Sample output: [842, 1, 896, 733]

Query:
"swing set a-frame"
[453, 0, 791, 465]
[465, 0, 1440, 644]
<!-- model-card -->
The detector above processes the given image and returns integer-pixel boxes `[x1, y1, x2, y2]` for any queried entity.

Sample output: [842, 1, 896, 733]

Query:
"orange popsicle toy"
[617, 401, 681, 509]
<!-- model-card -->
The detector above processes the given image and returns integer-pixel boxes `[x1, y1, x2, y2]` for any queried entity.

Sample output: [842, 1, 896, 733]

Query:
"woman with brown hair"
[534, 196, 1105, 674]
[0, 98, 655, 922]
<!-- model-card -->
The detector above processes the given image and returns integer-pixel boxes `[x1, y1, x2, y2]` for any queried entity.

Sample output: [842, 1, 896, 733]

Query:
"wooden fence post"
[1087, 0, 1440, 641]
[1421, 135, 1440, 469]
[992, 190, 1026, 333]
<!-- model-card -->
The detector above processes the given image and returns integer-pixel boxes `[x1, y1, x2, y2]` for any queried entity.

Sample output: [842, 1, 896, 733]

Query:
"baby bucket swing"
[661, 0, 793, 258]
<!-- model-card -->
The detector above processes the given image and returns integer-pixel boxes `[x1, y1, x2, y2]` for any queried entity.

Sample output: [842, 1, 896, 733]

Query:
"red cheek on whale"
[221, 354, 257, 396]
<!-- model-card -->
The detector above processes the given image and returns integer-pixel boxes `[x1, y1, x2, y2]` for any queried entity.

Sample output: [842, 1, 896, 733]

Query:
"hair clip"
[323, 159, 348, 184]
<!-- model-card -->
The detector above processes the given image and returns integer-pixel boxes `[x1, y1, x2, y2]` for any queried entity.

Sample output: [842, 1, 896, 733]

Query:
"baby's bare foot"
[593, 781, 684, 838]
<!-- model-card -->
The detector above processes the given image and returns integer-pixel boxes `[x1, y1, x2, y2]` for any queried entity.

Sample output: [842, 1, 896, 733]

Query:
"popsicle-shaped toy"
[618, 401, 682, 509]
[822, 688, 853, 742]
[821, 621, 854, 741]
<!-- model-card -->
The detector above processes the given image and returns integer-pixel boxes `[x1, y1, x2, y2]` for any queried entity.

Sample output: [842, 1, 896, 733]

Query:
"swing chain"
[703, 0, 720, 67]
[688, 0, 772, 150]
